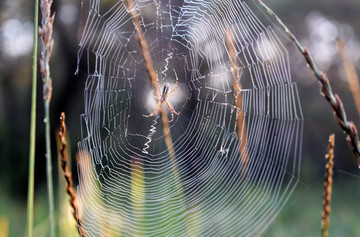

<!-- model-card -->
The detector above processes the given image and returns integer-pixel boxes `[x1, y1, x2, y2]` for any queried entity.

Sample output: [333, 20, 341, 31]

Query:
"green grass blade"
[44, 102, 55, 237]
[26, 0, 39, 236]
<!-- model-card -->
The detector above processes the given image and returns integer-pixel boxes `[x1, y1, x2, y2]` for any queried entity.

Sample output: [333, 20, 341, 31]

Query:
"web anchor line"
[142, 115, 159, 154]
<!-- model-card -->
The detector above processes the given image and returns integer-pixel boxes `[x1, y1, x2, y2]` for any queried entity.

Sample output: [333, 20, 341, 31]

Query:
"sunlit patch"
[256, 35, 278, 61]
[203, 40, 226, 64]
[208, 67, 232, 92]
[305, 11, 339, 70]
[190, 20, 226, 64]
[1, 19, 33, 57]
[59, 4, 78, 25]
[145, 91, 158, 113]
[189, 20, 211, 45]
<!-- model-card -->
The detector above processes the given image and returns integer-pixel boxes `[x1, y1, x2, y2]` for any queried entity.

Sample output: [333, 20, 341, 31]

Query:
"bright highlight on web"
[76, 0, 303, 236]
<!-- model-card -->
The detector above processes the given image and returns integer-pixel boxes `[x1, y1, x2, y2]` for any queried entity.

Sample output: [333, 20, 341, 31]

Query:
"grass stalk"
[39, 0, 55, 236]
[336, 39, 360, 120]
[322, 134, 335, 237]
[124, 1, 190, 234]
[124, 0, 177, 161]
[58, 113, 86, 236]
[44, 103, 55, 237]
[26, 0, 39, 236]
[256, 0, 360, 167]
[226, 27, 249, 174]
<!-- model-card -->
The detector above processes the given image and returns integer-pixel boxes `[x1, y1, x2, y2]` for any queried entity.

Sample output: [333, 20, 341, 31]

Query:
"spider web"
[76, 0, 303, 236]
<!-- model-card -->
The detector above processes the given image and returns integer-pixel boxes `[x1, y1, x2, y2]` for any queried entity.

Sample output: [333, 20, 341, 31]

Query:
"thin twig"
[336, 39, 360, 120]
[39, 0, 55, 236]
[124, 0, 178, 169]
[58, 113, 86, 237]
[226, 27, 249, 173]
[26, 0, 39, 236]
[256, 0, 360, 167]
[322, 134, 335, 237]
[124, 1, 190, 234]
[125, 0, 159, 95]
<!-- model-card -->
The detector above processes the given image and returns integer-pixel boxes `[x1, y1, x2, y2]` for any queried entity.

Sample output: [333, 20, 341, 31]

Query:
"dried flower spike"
[59, 113, 86, 237]
[322, 134, 335, 237]
[256, 0, 360, 167]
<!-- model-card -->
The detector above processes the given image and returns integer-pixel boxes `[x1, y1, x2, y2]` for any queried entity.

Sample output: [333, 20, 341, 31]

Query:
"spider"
[144, 70, 179, 122]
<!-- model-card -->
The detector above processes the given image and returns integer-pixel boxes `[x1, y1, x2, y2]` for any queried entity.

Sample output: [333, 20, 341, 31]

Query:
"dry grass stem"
[337, 39, 360, 120]
[124, 1, 190, 233]
[226, 27, 249, 173]
[322, 134, 335, 237]
[125, 0, 158, 94]
[256, 0, 360, 167]
[39, 0, 55, 235]
[125, 0, 176, 157]
[39, 0, 54, 103]
[58, 113, 86, 237]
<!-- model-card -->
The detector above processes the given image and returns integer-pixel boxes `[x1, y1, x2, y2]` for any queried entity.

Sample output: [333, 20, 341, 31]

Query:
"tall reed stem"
[39, 0, 55, 236]
[44, 103, 55, 237]
[26, 0, 39, 236]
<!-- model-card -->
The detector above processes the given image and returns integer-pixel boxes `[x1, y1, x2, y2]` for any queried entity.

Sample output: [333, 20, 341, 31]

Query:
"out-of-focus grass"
[1, 174, 359, 236]
[1, 186, 77, 237]
[1, 192, 27, 237]
[0, 217, 9, 237]
[266, 175, 360, 236]
[1, 188, 47, 237]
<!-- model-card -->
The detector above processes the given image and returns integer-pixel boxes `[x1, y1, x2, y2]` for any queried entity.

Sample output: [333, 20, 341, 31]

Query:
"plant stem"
[256, 0, 360, 167]
[226, 27, 249, 174]
[26, 0, 39, 236]
[322, 134, 335, 237]
[337, 39, 360, 120]
[58, 113, 86, 236]
[39, 0, 55, 235]
[45, 102, 55, 237]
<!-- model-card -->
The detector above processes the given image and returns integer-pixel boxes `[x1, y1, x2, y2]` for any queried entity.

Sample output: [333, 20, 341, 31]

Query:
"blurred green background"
[0, 0, 360, 236]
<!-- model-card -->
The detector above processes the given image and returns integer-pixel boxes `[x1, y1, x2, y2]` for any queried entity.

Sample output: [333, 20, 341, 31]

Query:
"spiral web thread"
[76, 0, 303, 236]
